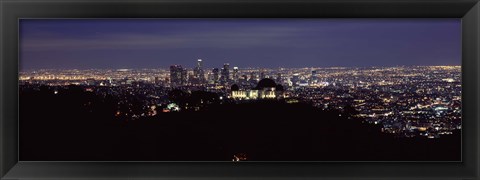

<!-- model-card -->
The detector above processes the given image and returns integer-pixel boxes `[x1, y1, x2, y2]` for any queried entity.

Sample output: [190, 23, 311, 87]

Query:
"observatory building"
[231, 78, 284, 100]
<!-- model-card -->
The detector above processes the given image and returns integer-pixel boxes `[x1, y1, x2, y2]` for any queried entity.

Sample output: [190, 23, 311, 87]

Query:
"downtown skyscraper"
[170, 65, 187, 87]
[193, 59, 205, 84]
[220, 63, 230, 85]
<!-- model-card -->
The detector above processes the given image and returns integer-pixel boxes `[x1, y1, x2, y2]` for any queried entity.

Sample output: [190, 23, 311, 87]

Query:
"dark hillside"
[20, 86, 460, 161]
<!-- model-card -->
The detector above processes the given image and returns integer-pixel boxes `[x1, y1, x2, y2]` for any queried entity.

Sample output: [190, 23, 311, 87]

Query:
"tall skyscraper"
[212, 68, 219, 84]
[291, 73, 300, 87]
[310, 70, 318, 83]
[170, 65, 187, 87]
[221, 63, 230, 85]
[193, 59, 205, 84]
[197, 59, 203, 68]
[233, 67, 239, 82]
[181, 69, 187, 86]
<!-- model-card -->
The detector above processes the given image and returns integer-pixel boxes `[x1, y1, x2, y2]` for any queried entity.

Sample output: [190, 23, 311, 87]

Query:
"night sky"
[20, 19, 461, 70]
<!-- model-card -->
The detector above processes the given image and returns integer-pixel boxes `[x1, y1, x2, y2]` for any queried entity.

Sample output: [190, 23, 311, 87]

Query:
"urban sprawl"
[19, 59, 462, 139]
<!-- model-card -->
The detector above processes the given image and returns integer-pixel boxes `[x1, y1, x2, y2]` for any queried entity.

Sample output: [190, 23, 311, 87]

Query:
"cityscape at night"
[19, 19, 461, 161]
[19, 63, 462, 139]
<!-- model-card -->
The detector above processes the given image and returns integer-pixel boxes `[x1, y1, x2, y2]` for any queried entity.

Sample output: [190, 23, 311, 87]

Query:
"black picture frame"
[1, 0, 479, 179]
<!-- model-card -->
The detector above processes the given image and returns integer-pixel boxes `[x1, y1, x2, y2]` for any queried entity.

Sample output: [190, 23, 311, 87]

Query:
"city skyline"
[20, 19, 461, 70]
[19, 64, 462, 140]
[19, 19, 462, 161]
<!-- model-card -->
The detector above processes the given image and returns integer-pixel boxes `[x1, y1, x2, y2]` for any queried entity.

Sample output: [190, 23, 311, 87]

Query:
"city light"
[19, 60, 462, 139]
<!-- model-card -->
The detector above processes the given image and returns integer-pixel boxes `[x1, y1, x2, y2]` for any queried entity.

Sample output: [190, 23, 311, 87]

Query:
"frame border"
[1, 0, 479, 179]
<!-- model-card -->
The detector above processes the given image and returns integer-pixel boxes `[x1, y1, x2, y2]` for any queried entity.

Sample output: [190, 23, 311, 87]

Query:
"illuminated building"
[291, 74, 300, 86]
[170, 65, 187, 87]
[232, 90, 247, 99]
[212, 68, 219, 84]
[231, 78, 284, 99]
[247, 90, 259, 99]
[310, 70, 318, 84]
[193, 59, 205, 84]
[233, 67, 239, 83]
[221, 63, 230, 85]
